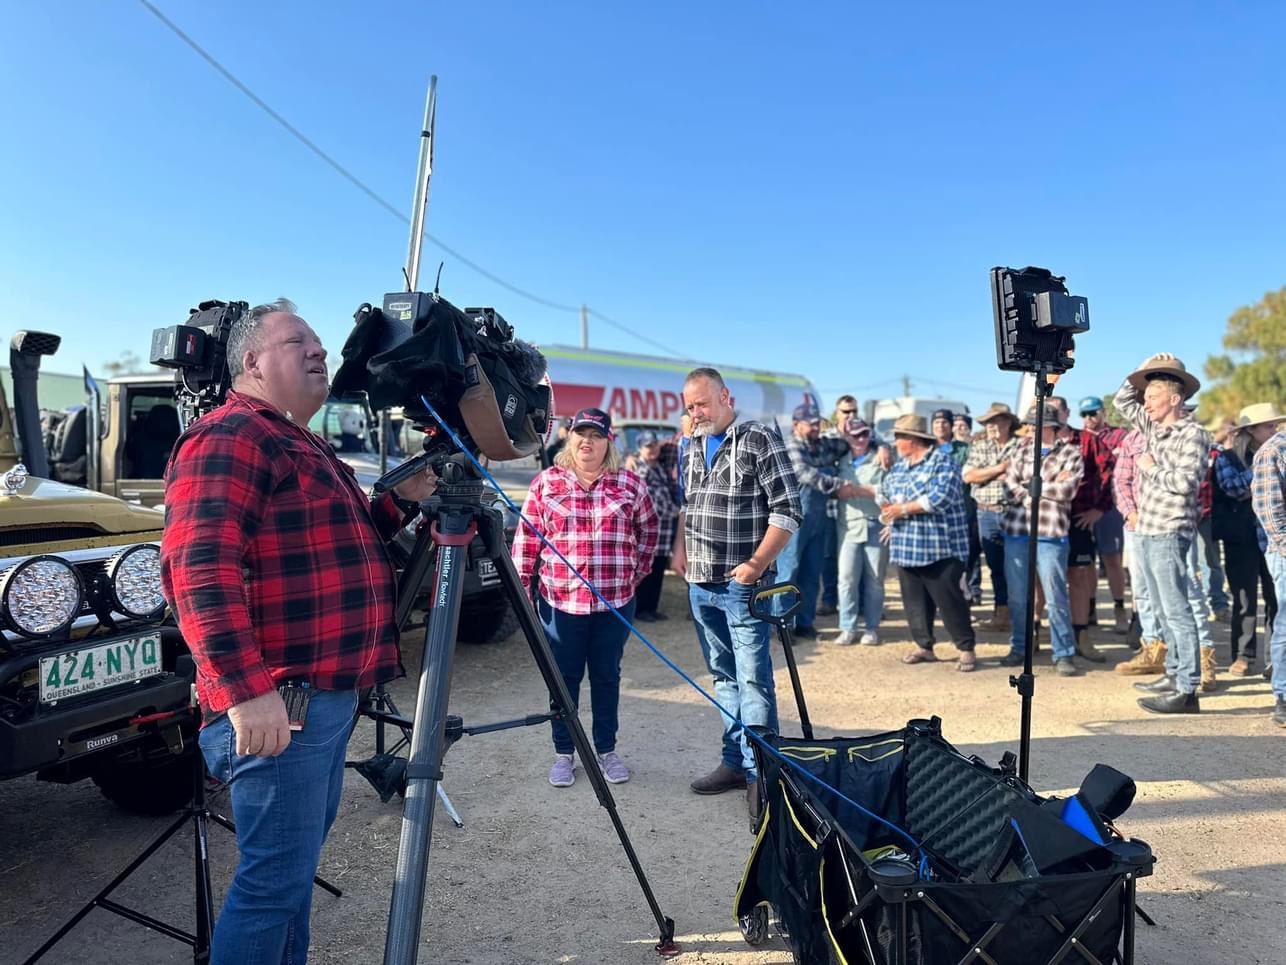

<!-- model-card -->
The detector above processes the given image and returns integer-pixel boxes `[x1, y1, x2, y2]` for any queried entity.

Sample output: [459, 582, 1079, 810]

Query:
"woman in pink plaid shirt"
[512, 407, 659, 788]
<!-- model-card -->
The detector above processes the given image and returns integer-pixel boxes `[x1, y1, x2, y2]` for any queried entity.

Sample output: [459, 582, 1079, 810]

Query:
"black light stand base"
[21, 719, 215, 965]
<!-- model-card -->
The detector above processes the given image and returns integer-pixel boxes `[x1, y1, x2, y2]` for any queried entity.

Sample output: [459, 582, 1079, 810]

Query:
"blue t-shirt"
[677, 432, 729, 504]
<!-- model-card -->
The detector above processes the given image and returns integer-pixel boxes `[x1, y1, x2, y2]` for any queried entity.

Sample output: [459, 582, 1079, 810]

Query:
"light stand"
[1009, 365, 1053, 783]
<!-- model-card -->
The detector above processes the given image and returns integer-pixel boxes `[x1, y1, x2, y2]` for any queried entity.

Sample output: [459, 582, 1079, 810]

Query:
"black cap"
[570, 407, 612, 435]
[931, 408, 955, 423]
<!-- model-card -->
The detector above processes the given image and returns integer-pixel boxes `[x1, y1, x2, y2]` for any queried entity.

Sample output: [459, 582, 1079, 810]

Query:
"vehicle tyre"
[457, 591, 520, 645]
[92, 747, 194, 816]
[739, 905, 770, 946]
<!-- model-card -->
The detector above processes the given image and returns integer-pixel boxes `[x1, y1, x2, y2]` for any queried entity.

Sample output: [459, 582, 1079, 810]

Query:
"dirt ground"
[2, 572, 1284, 965]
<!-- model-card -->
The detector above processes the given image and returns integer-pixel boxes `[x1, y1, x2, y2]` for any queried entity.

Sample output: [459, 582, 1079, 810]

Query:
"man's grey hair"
[684, 366, 726, 390]
[227, 298, 298, 379]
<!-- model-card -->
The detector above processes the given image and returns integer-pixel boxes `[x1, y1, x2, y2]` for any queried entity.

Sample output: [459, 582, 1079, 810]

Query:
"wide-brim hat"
[891, 413, 935, 441]
[978, 402, 1020, 428]
[1126, 356, 1200, 400]
[1237, 403, 1286, 431]
[1023, 402, 1064, 427]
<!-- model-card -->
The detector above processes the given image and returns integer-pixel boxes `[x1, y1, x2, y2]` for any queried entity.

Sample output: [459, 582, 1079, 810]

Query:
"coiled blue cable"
[417, 395, 930, 877]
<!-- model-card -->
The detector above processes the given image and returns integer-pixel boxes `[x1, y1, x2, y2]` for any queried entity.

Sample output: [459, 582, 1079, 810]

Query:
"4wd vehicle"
[1, 332, 196, 815]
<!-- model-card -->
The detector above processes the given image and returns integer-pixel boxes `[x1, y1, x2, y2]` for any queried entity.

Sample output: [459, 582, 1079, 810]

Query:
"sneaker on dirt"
[549, 754, 575, 787]
[599, 752, 630, 784]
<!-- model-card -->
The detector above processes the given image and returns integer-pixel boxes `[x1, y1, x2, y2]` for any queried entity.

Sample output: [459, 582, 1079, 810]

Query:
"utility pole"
[902, 374, 912, 396]
[580, 304, 589, 349]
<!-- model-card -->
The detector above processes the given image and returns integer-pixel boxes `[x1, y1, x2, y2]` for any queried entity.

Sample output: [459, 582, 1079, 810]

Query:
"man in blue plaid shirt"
[878, 414, 977, 670]
[1251, 416, 1286, 726]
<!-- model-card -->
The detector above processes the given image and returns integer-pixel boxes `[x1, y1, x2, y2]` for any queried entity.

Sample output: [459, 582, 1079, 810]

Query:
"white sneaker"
[835, 630, 858, 646]
[860, 631, 880, 646]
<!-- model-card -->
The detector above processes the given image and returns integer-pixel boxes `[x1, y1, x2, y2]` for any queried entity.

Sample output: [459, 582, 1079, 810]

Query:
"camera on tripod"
[149, 299, 247, 424]
[330, 289, 552, 471]
[990, 266, 1089, 375]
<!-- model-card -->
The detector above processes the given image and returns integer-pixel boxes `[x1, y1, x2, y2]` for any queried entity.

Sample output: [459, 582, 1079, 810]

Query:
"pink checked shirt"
[512, 466, 659, 614]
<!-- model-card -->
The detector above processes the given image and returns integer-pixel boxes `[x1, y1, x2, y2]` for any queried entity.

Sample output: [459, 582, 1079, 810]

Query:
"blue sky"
[3, 1, 1283, 421]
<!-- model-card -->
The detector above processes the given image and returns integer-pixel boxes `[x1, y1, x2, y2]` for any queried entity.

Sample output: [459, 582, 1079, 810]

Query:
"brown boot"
[1075, 628, 1108, 663]
[981, 605, 1011, 632]
[1115, 640, 1167, 675]
[1200, 648, 1218, 692]
[691, 763, 748, 795]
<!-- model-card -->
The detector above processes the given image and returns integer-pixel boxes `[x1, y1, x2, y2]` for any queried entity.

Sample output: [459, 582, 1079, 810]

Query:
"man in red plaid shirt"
[161, 299, 437, 965]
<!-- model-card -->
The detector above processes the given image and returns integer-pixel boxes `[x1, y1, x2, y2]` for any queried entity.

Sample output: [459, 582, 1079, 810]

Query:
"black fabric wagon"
[735, 718, 1154, 964]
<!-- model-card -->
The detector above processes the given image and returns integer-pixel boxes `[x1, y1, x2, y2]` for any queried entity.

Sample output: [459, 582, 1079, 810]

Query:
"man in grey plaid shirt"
[1114, 353, 1211, 714]
[1251, 421, 1286, 726]
[672, 367, 802, 821]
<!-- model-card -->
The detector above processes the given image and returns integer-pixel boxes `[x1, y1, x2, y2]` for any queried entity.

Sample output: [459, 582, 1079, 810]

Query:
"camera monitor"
[990, 267, 1089, 375]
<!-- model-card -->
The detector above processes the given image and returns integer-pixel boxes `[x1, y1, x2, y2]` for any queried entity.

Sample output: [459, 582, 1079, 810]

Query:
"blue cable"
[417, 395, 930, 875]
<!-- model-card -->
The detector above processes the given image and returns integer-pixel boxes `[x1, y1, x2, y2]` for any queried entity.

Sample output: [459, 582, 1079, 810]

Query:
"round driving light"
[107, 544, 166, 620]
[0, 555, 84, 637]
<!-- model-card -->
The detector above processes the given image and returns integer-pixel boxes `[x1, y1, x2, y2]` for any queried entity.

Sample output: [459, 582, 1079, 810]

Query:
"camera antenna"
[402, 75, 437, 292]
[433, 261, 444, 298]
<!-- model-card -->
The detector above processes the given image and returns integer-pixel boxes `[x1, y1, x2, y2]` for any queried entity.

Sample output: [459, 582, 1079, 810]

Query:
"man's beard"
[691, 419, 714, 439]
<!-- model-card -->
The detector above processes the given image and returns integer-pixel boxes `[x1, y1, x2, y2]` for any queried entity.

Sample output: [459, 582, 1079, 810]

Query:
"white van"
[865, 397, 971, 439]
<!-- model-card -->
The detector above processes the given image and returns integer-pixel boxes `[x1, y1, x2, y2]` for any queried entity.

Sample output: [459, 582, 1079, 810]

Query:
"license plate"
[39, 635, 164, 704]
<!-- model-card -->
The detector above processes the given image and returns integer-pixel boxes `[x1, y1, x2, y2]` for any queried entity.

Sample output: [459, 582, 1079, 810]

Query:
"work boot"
[981, 606, 1011, 632]
[691, 763, 749, 795]
[1138, 692, 1200, 715]
[1114, 603, 1129, 635]
[1229, 656, 1254, 677]
[1054, 657, 1081, 677]
[1200, 648, 1219, 693]
[1115, 640, 1167, 675]
[1075, 628, 1108, 664]
[1134, 674, 1178, 694]
[1273, 697, 1286, 727]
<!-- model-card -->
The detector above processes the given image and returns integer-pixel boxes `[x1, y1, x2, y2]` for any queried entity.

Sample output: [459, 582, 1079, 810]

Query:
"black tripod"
[1009, 366, 1052, 783]
[21, 711, 216, 964]
[379, 455, 679, 965]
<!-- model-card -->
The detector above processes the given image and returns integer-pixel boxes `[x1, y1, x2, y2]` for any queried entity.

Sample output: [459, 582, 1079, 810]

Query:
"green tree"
[1201, 285, 1286, 421]
[101, 350, 147, 377]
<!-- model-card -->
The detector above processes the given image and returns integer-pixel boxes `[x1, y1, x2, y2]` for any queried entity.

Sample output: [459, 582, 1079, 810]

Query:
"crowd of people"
[155, 299, 1286, 960]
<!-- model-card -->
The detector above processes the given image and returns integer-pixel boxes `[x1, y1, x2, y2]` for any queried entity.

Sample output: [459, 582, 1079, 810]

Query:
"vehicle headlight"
[108, 544, 166, 620]
[1, 555, 84, 637]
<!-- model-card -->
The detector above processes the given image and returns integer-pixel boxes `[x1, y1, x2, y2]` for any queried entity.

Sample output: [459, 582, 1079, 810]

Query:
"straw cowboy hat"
[978, 402, 1020, 429]
[1236, 403, 1286, 431]
[890, 414, 935, 441]
[1126, 355, 1201, 400]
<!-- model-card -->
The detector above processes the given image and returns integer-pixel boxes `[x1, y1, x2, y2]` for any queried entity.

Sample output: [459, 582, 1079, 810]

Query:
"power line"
[136, 0, 681, 354]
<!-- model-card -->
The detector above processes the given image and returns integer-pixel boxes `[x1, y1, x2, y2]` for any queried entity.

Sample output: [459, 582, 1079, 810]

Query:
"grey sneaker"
[860, 631, 880, 646]
[1054, 657, 1080, 677]
[835, 630, 858, 646]
[548, 754, 575, 787]
[598, 752, 630, 784]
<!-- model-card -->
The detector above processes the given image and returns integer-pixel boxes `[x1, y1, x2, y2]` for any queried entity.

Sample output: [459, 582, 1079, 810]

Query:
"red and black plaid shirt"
[1067, 427, 1114, 517]
[160, 392, 407, 715]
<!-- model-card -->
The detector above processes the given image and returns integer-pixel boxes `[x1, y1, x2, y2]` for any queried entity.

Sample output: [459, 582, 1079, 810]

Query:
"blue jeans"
[539, 595, 634, 755]
[1125, 531, 1162, 641]
[978, 510, 1008, 607]
[1005, 536, 1075, 660]
[821, 515, 839, 609]
[1199, 515, 1230, 611]
[1185, 536, 1214, 653]
[200, 688, 359, 965]
[1134, 533, 1200, 694]
[776, 490, 829, 629]
[689, 580, 779, 780]
[838, 527, 886, 633]
[1267, 552, 1286, 699]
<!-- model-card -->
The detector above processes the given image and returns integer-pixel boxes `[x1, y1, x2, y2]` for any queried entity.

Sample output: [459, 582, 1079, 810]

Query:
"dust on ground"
[2, 573, 1283, 964]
